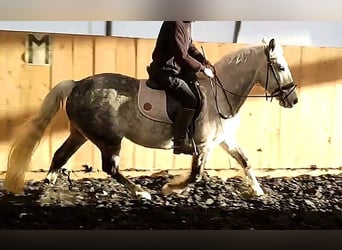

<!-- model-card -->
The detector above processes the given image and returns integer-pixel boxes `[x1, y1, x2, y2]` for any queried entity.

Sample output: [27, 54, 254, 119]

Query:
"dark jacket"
[149, 21, 206, 77]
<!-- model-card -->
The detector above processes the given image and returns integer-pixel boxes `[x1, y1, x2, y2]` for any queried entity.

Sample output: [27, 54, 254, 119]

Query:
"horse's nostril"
[293, 98, 298, 105]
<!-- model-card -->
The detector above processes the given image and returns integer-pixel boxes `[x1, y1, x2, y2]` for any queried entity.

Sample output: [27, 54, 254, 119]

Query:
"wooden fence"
[1, 30, 342, 178]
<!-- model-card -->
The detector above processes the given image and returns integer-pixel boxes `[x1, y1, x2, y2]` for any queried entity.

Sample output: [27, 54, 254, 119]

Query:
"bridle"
[264, 47, 297, 102]
[208, 45, 297, 119]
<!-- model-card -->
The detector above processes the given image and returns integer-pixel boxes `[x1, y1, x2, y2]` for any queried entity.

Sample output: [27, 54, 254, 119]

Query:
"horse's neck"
[213, 46, 264, 116]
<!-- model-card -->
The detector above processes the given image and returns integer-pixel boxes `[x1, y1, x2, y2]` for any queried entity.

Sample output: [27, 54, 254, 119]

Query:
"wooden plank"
[172, 154, 193, 172]
[237, 98, 277, 170]
[114, 38, 143, 171]
[135, 38, 155, 79]
[277, 46, 302, 169]
[26, 65, 51, 171]
[49, 34, 74, 171]
[0, 31, 52, 172]
[3, 32, 25, 126]
[93, 36, 138, 172]
[133, 38, 157, 171]
[0, 31, 10, 170]
[113, 37, 136, 77]
[94, 36, 116, 73]
[153, 149, 175, 171]
[295, 47, 337, 169]
[1, 32, 34, 171]
[206, 147, 232, 170]
[72, 35, 94, 80]
[93, 36, 115, 170]
[202, 43, 237, 171]
[331, 48, 342, 168]
[70, 35, 97, 172]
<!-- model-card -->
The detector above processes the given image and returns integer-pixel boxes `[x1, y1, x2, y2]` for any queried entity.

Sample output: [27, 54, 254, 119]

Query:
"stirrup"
[173, 138, 197, 155]
[173, 145, 194, 155]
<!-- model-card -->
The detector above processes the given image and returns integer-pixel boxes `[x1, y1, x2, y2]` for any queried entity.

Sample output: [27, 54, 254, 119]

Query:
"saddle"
[137, 72, 204, 138]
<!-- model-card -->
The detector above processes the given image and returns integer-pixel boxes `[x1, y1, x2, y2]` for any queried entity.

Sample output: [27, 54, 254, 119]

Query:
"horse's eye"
[279, 65, 285, 71]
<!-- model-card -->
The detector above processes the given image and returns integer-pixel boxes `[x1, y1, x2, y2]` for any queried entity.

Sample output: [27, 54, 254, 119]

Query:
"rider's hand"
[203, 59, 212, 66]
[203, 59, 216, 73]
[203, 67, 215, 79]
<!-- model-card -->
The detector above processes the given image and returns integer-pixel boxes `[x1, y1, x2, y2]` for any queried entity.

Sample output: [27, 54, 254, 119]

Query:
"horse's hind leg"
[45, 125, 87, 184]
[220, 142, 264, 196]
[100, 142, 151, 200]
[162, 149, 210, 196]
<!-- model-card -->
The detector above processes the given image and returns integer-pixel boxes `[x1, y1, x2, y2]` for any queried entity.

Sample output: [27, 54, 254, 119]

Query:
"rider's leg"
[150, 71, 198, 155]
[166, 76, 197, 155]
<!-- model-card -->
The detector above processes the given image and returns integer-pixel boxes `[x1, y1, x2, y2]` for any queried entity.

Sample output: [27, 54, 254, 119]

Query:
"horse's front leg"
[162, 149, 209, 196]
[220, 141, 264, 197]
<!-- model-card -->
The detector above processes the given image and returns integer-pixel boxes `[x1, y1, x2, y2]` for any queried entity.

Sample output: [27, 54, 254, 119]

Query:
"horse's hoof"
[240, 188, 264, 200]
[135, 190, 152, 200]
[162, 184, 184, 196]
[195, 175, 203, 183]
[252, 186, 265, 197]
[45, 172, 58, 185]
[43, 178, 50, 184]
[43, 178, 56, 186]
[240, 191, 254, 200]
[162, 184, 173, 196]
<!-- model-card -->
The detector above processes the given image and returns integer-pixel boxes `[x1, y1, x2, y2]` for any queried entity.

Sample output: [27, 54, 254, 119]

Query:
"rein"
[209, 47, 297, 119]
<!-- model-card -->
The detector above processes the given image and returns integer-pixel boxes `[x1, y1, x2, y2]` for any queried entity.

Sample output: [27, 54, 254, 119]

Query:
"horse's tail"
[4, 80, 76, 194]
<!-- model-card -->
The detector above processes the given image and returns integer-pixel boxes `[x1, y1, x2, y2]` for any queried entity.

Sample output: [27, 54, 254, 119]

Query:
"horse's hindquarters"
[66, 74, 174, 150]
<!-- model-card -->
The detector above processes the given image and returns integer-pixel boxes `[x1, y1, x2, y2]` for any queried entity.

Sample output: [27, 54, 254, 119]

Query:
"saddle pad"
[137, 80, 173, 124]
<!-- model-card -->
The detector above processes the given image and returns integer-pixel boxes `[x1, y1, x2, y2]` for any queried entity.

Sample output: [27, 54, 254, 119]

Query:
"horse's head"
[260, 37, 298, 108]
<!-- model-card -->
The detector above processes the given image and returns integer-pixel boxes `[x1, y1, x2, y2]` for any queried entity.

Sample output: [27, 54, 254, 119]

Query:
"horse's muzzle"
[280, 92, 298, 108]
[275, 82, 298, 108]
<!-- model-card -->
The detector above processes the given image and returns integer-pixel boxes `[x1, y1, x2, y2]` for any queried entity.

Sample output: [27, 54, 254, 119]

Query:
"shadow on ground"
[0, 173, 341, 229]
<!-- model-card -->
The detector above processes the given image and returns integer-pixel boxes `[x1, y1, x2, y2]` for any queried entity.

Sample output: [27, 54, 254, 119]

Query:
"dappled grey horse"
[4, 37, 298, 199]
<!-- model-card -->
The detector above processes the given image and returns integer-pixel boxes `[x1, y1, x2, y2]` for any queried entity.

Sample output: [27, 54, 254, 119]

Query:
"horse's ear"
[269, 38, 276, 51]
[262, 37, 269, 45]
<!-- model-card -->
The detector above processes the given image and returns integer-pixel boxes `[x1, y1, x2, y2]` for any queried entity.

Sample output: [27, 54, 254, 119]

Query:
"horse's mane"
[218, 46, 261, 66]
[225, 47, 256, 65]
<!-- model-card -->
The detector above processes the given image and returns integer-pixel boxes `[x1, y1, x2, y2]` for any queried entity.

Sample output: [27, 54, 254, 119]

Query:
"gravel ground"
[0, 172, 341, 229]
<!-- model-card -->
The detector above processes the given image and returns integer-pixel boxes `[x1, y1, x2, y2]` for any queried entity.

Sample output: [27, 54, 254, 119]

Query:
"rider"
[147, 21, 215, 155]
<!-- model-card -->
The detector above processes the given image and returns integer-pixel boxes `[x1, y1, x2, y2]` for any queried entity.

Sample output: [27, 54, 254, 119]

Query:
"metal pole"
[105, 21, 112, 36]
[233, 21, 241, 43]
